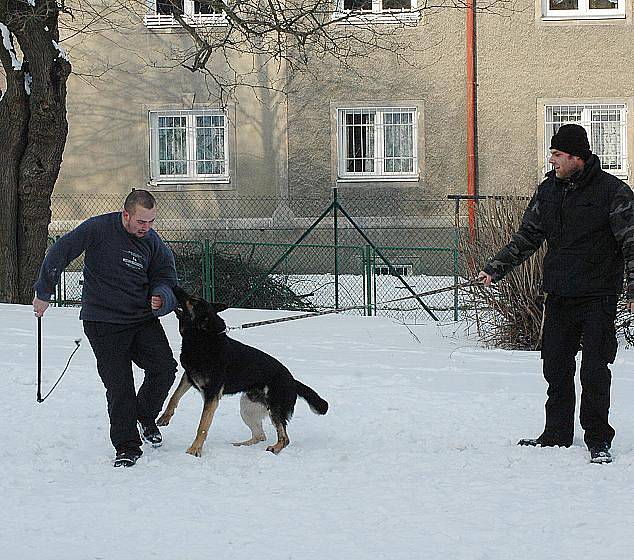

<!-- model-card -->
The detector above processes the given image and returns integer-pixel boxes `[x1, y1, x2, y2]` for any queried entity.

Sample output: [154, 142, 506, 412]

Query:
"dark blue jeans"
[83, 318, 177, 452]
[540, 294, 618, 449]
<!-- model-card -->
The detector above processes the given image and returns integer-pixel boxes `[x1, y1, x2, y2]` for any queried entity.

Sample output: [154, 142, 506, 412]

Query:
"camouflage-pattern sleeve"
[609, 182, 634, 301]
[482, 192, 547, 282]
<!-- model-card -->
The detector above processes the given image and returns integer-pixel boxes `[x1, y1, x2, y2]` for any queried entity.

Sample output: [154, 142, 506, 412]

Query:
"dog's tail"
[295, 381, 328, 415]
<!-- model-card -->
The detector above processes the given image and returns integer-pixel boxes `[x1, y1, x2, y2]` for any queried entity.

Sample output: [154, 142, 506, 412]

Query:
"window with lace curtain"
[334, 0, 420, 23]
[148, 109, 229, 183]
[544, 103, 628, 178]
[337, 107, 418, 181]
[144, 0, 225, 28]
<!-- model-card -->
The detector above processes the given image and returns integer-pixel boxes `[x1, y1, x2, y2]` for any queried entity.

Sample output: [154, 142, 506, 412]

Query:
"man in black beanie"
[478, 123, 634, 464]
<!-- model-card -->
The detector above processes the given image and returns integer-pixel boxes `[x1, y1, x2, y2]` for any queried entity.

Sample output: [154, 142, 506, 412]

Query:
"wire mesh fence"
[48, 191, 464, 322]
[50, 191, 456, 246]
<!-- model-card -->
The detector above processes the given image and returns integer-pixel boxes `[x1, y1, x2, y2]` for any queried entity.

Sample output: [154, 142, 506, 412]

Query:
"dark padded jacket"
[484, 155, 634, 299]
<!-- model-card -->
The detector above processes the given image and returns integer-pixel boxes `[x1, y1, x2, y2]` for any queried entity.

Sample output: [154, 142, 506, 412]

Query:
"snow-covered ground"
[2, 302, 634, 560]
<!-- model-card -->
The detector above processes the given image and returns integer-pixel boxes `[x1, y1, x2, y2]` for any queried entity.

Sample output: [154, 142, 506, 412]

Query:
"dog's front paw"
[156, 412, 172, 426]
[186, 445, 203, 457]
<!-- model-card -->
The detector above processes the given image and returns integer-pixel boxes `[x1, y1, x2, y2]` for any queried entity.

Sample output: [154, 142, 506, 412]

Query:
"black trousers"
[83, 318, 177, 452]
[540, 294, 618, 448]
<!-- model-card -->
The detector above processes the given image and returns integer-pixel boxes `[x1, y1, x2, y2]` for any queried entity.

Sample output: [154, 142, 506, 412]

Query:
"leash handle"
[37, 316, 42, 403]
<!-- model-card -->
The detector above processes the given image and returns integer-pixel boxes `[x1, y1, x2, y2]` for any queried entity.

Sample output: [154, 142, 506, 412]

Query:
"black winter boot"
[113, 447, 142, 468]
[589, 442, 612, 464]
[517, 434, 572, 448]
[138, 419, 163, 448]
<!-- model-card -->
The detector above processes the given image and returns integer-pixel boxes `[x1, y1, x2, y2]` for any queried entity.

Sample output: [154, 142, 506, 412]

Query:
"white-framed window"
[337, 107, 419, 181]
[334, 0, 420, 23]
[144, 0, 225, 29]
[543, 103, 628, 178]
[149, 109, 230, 183]
[542, 0, 625, 20]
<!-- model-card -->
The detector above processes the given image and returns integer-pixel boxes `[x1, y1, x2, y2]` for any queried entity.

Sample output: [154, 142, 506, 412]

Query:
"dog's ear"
[212, 302, 229, 313]
[172, 285, 190, 302]
[172, 285, 185, 296]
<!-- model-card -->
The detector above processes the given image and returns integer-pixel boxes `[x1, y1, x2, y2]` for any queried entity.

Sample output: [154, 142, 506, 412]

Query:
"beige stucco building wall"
[287, 10, 468, 203]
[52, 2, 634, 218]
[476, 0, 634, 196]
[286, 1, 634, 203]
[56, 15, 288, 205]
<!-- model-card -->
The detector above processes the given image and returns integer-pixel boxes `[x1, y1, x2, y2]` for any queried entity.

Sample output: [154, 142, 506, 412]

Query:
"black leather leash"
[36, 316, 82, 403]
[228, 279, 479, 331]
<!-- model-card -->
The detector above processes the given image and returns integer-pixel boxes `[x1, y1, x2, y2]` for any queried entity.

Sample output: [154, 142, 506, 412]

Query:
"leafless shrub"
[460, 197, 545, 350]
[460, 197, 634, 350]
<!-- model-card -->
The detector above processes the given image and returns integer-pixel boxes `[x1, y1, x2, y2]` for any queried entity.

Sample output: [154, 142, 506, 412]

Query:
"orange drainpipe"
[466, 0, 477, 239]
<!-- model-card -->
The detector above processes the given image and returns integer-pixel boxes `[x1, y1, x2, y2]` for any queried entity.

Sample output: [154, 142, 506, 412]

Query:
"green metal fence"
[46, 190, 464, 322]
[48, 237, 461, 322]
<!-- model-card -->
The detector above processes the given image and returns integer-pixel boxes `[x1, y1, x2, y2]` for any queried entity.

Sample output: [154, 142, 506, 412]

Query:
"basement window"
[375, 264, 413, 276]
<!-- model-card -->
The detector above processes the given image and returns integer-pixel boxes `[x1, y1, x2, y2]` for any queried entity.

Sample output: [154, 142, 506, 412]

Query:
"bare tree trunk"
[0, 1, 71, 303]
[0, 37, 27, 302]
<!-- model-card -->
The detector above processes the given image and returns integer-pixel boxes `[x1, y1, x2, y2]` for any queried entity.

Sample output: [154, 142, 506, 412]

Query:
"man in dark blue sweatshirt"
[33, 190, 178, 468]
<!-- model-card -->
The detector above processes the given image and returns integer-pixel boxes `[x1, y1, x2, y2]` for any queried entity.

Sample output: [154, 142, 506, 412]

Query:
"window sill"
[541, 13, 625, 21]
[337, 175, 419, 183]
[148, 177, 232, 191]
[333, 10, 420, 24]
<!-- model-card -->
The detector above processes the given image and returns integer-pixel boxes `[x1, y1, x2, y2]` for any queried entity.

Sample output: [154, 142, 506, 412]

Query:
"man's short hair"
[124, 190, 156, 213]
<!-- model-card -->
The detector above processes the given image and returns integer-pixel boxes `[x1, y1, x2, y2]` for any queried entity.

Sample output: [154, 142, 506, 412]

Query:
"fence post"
[204, 239, 211, 301]
[209, 240, 216, 303]
[333, 187, 339, 309]
[453, 246, 460, 322]
[453, 197, 461, 321]
[365, 245, 373, 316]
[55, 235, 62, 306]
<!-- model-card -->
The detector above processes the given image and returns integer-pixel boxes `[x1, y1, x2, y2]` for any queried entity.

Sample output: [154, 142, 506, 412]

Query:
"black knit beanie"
[549, 123, 592, 160]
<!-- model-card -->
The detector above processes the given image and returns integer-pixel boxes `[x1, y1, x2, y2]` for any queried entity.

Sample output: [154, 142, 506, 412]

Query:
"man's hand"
[151, 295, 163, 311]
[628, 300, 634, 313]
[478, 271, 494, 287]
[33, 297, 50, 318]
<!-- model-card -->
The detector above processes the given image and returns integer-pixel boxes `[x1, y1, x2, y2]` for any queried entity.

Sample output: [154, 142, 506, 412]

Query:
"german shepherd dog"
[157, 286, 328, 457]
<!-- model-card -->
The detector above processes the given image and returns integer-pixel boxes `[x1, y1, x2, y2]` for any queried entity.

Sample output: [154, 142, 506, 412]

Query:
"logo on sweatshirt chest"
[122, 250, 145, 271]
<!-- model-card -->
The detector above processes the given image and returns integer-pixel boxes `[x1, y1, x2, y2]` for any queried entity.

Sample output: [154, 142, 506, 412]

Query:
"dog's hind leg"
[233, 394, 267, 447]
[187, 393, 222, 457]
[157, 373, 193, 426]
[264, 382, 294, 454]
[266, 419, 290, 454]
